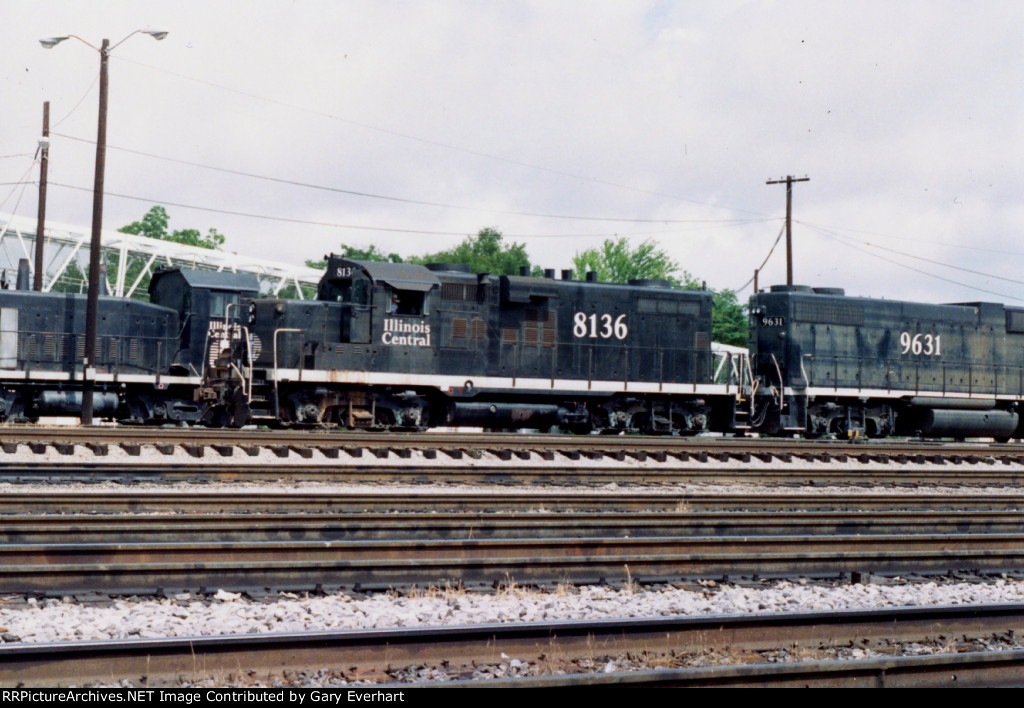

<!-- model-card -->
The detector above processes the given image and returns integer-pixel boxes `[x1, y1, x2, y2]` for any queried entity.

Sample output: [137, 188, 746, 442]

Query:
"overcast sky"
[2, 0, 1022, 305]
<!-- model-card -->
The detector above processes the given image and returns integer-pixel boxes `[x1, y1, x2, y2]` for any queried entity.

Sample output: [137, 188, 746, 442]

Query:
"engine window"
[388, 289, 425, 316]
[208, 291, 240, 318]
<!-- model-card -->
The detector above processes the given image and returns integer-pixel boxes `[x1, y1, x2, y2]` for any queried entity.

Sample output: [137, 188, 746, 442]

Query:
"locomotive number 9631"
[900, 331, 942, 356]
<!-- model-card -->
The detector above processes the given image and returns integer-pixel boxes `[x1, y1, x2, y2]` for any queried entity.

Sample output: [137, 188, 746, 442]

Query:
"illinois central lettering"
[381, 318, 431, 347]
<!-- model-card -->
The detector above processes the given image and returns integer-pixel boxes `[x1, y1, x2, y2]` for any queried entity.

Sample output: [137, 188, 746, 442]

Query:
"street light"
[40, 29, 167, 425]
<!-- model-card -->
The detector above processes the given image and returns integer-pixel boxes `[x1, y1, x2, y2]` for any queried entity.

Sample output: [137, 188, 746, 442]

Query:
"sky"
[1, 0, 1022, 306]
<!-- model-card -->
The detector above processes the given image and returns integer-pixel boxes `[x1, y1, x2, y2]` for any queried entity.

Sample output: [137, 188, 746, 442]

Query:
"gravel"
[3, 576, 1024, 644]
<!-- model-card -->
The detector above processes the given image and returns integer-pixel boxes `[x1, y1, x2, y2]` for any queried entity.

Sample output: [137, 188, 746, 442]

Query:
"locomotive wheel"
[201, 407, 229, 429]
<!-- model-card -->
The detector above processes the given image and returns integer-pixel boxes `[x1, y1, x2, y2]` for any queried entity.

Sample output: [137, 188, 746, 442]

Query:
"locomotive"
[2, 250, 1023, 441]
[208, 255, 1024, 440]
[0, 261, 258, 425]
[216, 255, 744, 434]
[748, 285, 1024, 441]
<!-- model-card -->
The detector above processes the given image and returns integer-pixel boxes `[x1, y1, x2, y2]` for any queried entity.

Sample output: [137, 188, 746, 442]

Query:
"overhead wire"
[798, 218, 1024, 259]
[52, 72, 100, 129]
[807, 225, 1024, 303]
[50, 132, 765, 226]
[45, 181, 771, 239]
[801, 221, 1024, 288]
[0, 158, 39, 214]
[116, 55, 772, 219]
[735, 220, 786, 293]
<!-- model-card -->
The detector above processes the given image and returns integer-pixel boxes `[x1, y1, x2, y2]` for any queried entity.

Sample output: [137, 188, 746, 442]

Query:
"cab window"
[389, 288, 424, 316]
[208, 291, 240, 318]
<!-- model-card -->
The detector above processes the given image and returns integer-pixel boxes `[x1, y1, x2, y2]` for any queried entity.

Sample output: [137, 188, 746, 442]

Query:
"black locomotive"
[0, 261, 258, 426]
[2, 250, 1022, 441]
[748, 285, 1024, 441]
[223, 255, 736, 434]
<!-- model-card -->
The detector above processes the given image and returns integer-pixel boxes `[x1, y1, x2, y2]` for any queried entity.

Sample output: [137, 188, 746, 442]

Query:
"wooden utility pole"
[766, 175, 809, 285]
[79, 39, 111, 425]
[33, 101, 49, 292]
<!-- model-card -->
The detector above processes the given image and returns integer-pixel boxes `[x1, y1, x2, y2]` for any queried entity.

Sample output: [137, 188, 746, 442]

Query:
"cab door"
[348, 273, 372, 344]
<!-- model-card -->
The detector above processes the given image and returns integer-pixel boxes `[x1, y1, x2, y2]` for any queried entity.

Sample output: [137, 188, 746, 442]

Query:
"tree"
[276, 257, 325, 300]
[676, 273, 747, 348]
[573, 237, 748, 347]
[338, 244, 404, 264]
[93, 206, 229, 300]
[572, 238, 681, 285]
[118, 206, 225, 249]
[708, 289, 747, 348]
[48, 258, 89, 294]
[409, 228, 536, 276]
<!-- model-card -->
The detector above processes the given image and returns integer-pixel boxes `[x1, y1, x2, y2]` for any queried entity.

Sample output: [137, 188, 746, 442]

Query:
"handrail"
[273, 328, 305, 378]
[272, 328, 304, 420]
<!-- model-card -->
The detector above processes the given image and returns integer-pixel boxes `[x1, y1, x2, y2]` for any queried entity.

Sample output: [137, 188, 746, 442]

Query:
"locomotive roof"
[150, 268, 260, 293]
[344, 259, 441, 293]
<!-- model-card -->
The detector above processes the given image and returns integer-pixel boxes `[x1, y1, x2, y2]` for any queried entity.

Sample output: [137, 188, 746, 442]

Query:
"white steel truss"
[0, 212, 322, 298]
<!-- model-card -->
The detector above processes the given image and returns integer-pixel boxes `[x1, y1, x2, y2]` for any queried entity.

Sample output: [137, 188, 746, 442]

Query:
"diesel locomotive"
[217, 255, 745, 434]
[2, 251, 1023, 441]
[747, 285, 1024, 441]
[0, 262, 258, 425]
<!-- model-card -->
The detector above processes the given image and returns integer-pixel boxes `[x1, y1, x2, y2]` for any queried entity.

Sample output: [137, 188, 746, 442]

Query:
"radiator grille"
[793, 301, 864, 326]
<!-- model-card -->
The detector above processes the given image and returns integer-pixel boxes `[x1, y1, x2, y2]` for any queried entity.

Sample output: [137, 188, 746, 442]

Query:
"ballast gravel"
[2, 577, 1024, 644]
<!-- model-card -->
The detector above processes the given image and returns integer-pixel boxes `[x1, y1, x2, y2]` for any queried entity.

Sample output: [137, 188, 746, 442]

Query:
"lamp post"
[40, 30, 166, 424]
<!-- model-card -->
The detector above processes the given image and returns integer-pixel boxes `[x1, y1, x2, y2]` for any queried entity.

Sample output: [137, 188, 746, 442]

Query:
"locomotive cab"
[149, 268, 260, 376]
[316, 256, 438, 345]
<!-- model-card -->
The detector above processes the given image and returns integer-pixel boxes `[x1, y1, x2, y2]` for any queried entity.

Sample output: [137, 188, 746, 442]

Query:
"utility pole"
[34, 101, 49, 292]
[766, 175, 809, 285]
[40, 30, 166, 425]
[79, 38, 110, 425]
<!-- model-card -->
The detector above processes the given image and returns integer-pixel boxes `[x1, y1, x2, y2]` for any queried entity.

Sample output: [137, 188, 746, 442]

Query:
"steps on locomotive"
[248, 381, 275, 419]
[731, 398, 753, 431]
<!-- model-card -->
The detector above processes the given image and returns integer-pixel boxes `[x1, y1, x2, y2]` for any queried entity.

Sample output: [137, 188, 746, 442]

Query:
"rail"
[5, 605, 1024, 687]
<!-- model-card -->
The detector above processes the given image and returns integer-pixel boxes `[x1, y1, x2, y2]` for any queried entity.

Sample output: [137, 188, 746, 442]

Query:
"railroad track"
[444, 651, 1024, 688]
[4, 461, 1024, 486]
[3, 427, 1024, 486]
[5, 604, 1024, 687]
[3, 509, 1024, 543]
[1, 491, 1023, 514]
[6, 531, 1024, 595]
[4, 425, 1024, 460]
[0, 485, 1019, 593]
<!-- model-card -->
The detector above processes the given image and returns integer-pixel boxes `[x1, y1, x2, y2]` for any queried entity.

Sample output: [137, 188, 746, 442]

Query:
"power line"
[47, 181, 770, 239]
[809, 227, 1024, 303]
[802, 222, 1024, 287]
[735, 221, 786, 293]
[51, 130, 765, 224]
[798, 218, 1024, 258]
[117, 55, 773, 219]
[52, 72, 100, 129]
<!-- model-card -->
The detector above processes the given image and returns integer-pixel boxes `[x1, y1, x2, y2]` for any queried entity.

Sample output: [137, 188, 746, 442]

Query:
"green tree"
[95, 206, 229, 300]
[572, 238, 681, 285]
[709, 289, 747, 348]
[48, 258, 89, 293]
[409, 228, 535, 276]
[677, 273, 747, 348]
[573, 237, 748, 347]
[337, 244, 404, 264]
[118, 206, 225, 249]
